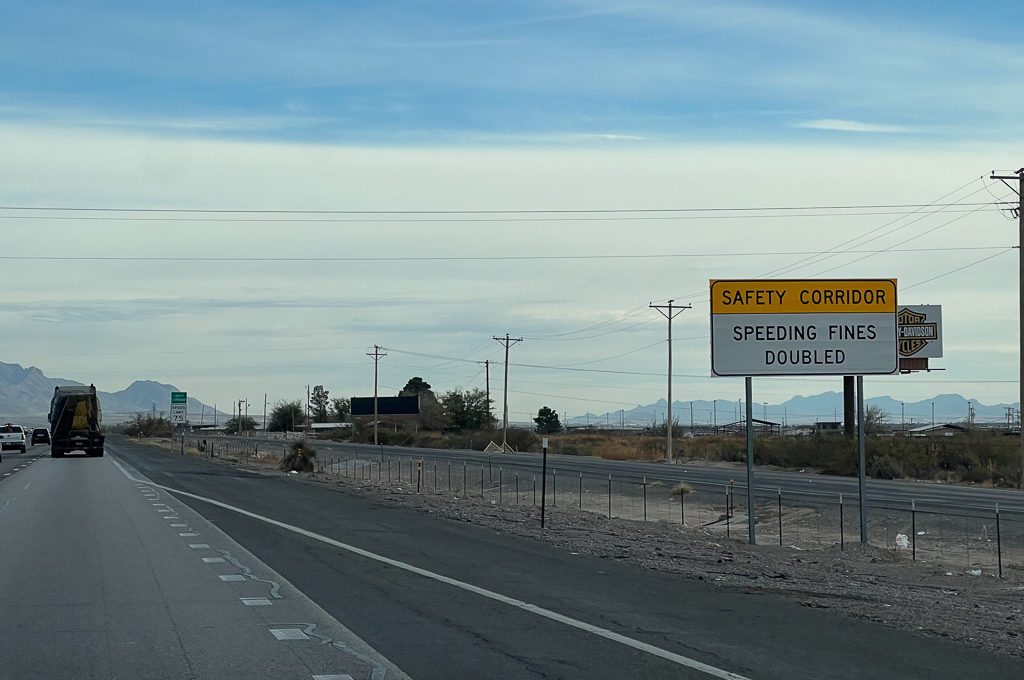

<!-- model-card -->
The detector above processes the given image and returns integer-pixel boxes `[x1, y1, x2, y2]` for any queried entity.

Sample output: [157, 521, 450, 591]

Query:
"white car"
[0, 424, 27, 457]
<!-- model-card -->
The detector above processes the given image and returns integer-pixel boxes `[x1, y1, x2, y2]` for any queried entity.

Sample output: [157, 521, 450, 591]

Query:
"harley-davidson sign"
[897, 305, 942, 358]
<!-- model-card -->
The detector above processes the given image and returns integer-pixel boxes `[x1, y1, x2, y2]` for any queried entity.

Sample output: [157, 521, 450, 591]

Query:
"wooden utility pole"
[990, 168, 1024, 488]
[650, 299, 691, 462]
[478, 359, 492, 426]
[367, 345, 387, 446]
[493, 334, 523, 451]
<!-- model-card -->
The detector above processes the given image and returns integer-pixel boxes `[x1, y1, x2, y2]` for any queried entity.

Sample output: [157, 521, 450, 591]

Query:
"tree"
[441, 388, 494, 431]
[330, 397, 351, 422]
[224, 416, 258, 435]
[534, 406, 562, 434]
[124, 412, 170, 438]
[267, 399, 306, 432]
[400, 376, 447, 429]
[400, 377, 433, 396]
[865, 404, 887, 434]
[309, 385, 330, 423]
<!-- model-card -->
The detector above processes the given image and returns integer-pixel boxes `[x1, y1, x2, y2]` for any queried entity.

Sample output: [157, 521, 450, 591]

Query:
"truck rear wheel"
[50, 447, 63, 458]
[87, 448, 104, 458]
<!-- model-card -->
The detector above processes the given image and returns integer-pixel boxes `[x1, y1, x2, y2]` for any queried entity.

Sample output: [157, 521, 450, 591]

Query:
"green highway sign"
[171, 391, 187, 404]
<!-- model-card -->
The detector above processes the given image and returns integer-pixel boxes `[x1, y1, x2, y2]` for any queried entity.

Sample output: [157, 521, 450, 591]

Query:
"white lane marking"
[158, 509, 173, 513]
[313, 675, 354, 680]
[202, 557, 226, 564]
[24, 481, 31, 490]
[241, 597, 273, 606]
[170, 523, 187, 527]
[2, 473, 10, 477]
[219, 574, 246, 582]
[110, 458, 751, 680]
[270, 628, 310, 641]
[179, 532, 200, 537]
[189, 543, 210, 549]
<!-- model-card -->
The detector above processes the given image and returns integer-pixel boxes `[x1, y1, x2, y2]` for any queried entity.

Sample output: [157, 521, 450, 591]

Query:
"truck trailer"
[49, 385, 104, 457]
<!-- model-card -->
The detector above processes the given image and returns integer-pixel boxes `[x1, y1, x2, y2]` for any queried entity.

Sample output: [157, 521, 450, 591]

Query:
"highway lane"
[119, 436, 1022, 680]
[210, 435, 1024, 515]
[0, 446, 407, 680]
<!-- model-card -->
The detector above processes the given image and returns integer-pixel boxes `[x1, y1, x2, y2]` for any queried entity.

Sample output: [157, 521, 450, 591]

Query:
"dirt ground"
[143, 438, 1024, 659]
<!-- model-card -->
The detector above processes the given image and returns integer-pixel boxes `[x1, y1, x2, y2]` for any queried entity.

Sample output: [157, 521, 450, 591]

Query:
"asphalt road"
[110, 436, 1020, 680]
[0, 443, 407, 680]
[211, 435, 1024, 515]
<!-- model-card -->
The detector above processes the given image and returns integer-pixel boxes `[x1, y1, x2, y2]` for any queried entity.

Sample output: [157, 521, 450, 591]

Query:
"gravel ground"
[150, 441, 1024, 659]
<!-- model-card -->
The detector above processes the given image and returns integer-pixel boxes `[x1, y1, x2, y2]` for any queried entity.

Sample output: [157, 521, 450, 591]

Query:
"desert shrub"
[868, 453, 904, 479]
[504, 427, 539, 452]
[279, 440, 316, 472]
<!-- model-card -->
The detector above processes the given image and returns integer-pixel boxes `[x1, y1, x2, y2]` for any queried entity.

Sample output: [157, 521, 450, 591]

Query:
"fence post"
[840, 493, 845, 551]
[448, 462, 451, 492]
[388, 458, 392, 484]
[480, 465, 484, 499]
[911, 500, 917, 561]
[996, 503, 1003, 579]
[533, 475, 537, 506]
[579, 472, 583, 510]
[516, 473, 520, 504]
[499, 467, 503, 504]
[416, 461, 422, 494]
[488, 454, 493, 483]
[726, 485, 731, 539]
[433, 461, 437, 491]
[607, 475, 612, 519]
[552, 469, 557, 507]
[463, 463, 467, 495]
[642, 476, 647, 522]
[778, 489, 783, 547]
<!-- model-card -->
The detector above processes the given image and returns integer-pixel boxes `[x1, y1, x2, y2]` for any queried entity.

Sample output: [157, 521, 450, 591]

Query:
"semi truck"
[49, 385, 104, 457]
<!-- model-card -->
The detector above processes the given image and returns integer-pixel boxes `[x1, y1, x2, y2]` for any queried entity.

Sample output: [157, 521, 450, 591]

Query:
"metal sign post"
[857, 375, 867, 543]
[745, 377, 755, 544]
[540, 437, 549, 529]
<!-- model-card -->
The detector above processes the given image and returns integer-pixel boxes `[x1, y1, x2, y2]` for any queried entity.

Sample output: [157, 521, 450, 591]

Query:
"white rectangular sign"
[898, 305, 942, 359]
[170, 404, 187, 423]
[710, 279, 898, 376]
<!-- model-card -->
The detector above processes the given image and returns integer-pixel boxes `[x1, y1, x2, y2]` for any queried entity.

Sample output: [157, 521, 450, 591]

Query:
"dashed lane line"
[111, 458, 753, 680]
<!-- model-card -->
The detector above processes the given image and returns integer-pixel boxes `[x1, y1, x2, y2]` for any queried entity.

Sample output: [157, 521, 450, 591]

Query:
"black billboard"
[351, 396, 420, 416]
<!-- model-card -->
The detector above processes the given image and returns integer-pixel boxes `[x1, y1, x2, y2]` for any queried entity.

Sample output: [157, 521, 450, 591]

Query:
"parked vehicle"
[31, 428, 51, 445]
[0, 424, 27, 457]
[49, 385, 104, 457]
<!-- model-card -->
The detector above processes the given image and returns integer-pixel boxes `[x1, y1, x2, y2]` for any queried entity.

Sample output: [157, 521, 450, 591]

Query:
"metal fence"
[182, 435, 1024, 579]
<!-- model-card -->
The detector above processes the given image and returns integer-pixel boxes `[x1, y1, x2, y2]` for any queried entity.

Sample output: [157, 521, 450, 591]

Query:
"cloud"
[795, 119, 914, 134]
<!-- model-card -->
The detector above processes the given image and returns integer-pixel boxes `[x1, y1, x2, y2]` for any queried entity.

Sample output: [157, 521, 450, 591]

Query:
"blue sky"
[4, 0, 1022, 143]
[2, 2, 1023, 420]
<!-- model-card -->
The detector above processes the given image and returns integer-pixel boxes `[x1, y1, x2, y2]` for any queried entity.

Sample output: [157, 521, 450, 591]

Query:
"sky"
[2, 0, 1024, 424]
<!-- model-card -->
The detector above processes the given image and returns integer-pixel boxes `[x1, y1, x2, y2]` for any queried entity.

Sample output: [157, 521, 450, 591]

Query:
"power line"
[0, 245, 1005, 264]
[0, 201, 1008, 214]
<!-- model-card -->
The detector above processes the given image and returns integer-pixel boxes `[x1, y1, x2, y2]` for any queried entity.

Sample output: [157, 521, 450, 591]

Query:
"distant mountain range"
[564, 391, 1020, 428]
[0, 361, 218, 424]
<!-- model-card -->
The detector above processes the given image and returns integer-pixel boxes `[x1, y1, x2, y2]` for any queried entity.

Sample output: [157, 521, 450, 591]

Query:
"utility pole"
[263, 393, 267, 433]
[478, 359, 492, 426]
[305, 384, 310, 431]
[991, 168, 1024, 488]
[238, 399, 244, 436]
[650, 299, 691, 462]
[367, 345, 387, 446]
[493, 334, 523, 451]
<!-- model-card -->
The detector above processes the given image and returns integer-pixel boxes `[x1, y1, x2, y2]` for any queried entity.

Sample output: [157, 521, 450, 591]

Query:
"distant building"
[814, 421, 843, 435]
[906, 423, 967, 437]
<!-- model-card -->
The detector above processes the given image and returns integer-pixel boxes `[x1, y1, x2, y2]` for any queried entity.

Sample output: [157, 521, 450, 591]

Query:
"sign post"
[540, 437, 549, 529]
[711, 279, 898, 545]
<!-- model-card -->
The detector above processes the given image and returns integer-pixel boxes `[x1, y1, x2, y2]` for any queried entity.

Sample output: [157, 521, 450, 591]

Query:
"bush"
[279, 441, 316, 472]
[671, 482, 694, 496]
[869, 454, 904, 480]
[503, 427, 539, 452]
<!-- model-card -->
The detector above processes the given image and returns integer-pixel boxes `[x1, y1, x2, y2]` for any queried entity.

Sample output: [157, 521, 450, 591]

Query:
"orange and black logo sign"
[897, 307, 938, 357]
